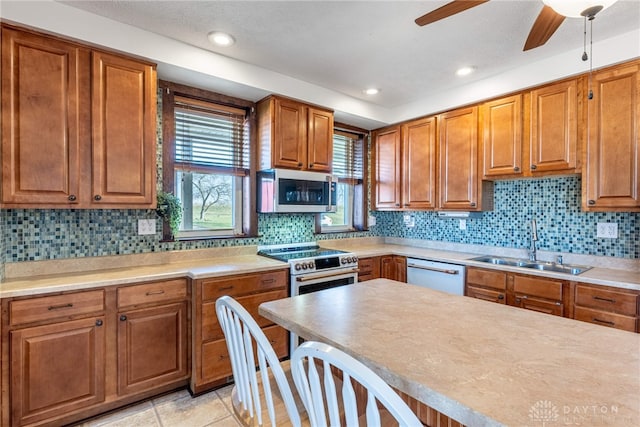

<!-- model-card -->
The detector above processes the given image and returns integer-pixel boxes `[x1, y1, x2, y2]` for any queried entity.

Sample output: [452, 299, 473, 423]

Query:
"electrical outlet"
[138, 219, 156, 235]
[596, 222, 618, 239]
[403, 214, 415, 228]
[459, 219, 466, 230]
[368, 215, 376, 226]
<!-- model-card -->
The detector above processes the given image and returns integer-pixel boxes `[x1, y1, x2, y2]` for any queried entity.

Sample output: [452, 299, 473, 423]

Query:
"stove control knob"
[352, 256, 358, 263]
[301, 263, 308, 270]
[295, 263, 302, 271]
[307, 262, 315, 270]
[341, 258, 347, 264]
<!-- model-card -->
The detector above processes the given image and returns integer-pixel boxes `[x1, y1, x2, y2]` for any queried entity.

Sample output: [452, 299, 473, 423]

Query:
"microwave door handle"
[327, 176, 333, 212]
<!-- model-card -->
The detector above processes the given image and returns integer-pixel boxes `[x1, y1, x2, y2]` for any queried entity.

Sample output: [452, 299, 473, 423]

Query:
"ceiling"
[15, 1, 640, 128]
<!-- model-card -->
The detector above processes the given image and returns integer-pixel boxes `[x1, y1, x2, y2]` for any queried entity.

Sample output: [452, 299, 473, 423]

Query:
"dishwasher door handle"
[407, 264, 460, 275]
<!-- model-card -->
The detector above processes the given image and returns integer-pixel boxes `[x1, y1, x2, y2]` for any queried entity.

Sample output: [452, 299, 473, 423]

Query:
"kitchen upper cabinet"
[481, 94, 523, 178]
[402, 117, 437, 209]
[439, 106, 493, 211]
[372, 117, 437, 210]
[528, 78, 579, 174]
[372, 126, 402, 209]
[584, 60, 640, 211]
[257, 95, 333, 172]
[0, 25, 157, 209]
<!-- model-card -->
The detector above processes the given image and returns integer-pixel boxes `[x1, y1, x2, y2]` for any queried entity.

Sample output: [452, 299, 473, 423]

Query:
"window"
[161, 82, 255, 240]
[321, 128, 366, 232]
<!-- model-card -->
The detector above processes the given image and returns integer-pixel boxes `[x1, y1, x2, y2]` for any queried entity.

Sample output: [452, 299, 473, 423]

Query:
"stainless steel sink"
[470, 256, 591, 275]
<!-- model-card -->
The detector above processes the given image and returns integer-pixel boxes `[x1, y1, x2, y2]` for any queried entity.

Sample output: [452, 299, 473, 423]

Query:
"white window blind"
[332, 132, 363, 182]
[174, 96, 249, 175]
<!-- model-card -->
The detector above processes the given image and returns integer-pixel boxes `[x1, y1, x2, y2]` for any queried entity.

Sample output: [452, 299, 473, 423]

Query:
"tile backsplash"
[0, 175, 637, 272]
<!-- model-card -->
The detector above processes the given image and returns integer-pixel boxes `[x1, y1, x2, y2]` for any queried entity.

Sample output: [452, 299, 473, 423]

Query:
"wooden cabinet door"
[584, 61, 640, 210]
[438, 106, 480, 210]
[402, 117, 437, 209]
[10, 317, 105, 426]
[373, 126, 402, 209]
[529, 79, 578, 173]
[381, 255, 406, 282]
[91, 51, 156, 207]
[273, 97, 307, 169]
[482, 94, 522, 177]
[307, 107, 333, 172]
[117, 302, 188, 396]
[1, 27, 89, 207]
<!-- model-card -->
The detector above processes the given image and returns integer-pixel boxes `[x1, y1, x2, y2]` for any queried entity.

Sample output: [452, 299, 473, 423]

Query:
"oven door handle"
[296, 268, 359, 282]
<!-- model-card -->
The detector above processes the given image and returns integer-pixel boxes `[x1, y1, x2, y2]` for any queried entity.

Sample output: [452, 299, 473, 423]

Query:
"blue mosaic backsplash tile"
[373, 176, 639, 258]
[0, 175, 637, 262]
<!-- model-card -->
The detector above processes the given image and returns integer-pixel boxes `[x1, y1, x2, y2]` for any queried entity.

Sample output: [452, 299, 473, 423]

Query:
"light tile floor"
[71, 385, 241, 427]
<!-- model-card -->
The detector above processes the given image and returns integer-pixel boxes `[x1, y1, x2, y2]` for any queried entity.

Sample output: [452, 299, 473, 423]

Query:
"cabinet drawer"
[574, 307, 637, 332]
[117, 279, 187, 309]
[201, 289, 287, 342]
[466, 285, 506, 304]
[466, 268, 507, 291]
[575, 285, 638, 316]
[514, 295, 563, 317]
[10, 290, 105, 326]
[201, 270, 287, 301]
[513, 275, 562, 300]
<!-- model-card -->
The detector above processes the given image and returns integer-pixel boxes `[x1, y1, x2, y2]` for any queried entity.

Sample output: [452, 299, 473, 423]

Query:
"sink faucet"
[528, 219, 538, 261]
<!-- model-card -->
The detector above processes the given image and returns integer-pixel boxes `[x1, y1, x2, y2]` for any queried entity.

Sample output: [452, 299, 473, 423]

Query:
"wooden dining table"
[259, 279, 640, 427]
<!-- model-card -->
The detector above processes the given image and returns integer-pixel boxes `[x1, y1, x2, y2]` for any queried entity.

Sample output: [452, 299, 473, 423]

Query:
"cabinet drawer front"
[466, 268, 507, 290]
[201, 289, 287, 342]
[10, 290, 105, 326]
[117, 279, 187, 308]
[466, 285, 506, 304]
[201, 270, 287, 301]
[513, 275, 562, 300]
[574, 307, 637, 332]
[515, 295, 563, 317]
[264, 325, 289, 359]
[575, 285, 638, 316]
[358, 257, 375, 272]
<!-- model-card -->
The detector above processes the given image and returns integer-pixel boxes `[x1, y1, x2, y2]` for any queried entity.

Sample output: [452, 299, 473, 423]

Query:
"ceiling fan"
[414, 0, 618, 51]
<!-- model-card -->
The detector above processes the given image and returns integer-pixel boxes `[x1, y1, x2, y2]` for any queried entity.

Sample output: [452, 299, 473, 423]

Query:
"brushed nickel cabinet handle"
[145, 290, 165, 296]
[592, 318, 615, 326]
[593, 296, 616, 303]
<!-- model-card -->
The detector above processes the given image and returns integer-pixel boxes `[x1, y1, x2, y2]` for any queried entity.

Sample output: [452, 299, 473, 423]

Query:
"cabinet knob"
[513, 166, 520, 172]
[530, 164, 537, 170]
[120, 315, 127, 321]
[470, 202, 476, 207]
[403, 203, 409, 207]
[395, 203, 400, 207]
[68, 195, 77, 201]
[498, 294, 504, 300]
[588, 199, 596, 205]
[94, 195, 102, 201]
[95, 319, 103, 327]
[298, 162, 303, 167]
[309, 163, 314, 167]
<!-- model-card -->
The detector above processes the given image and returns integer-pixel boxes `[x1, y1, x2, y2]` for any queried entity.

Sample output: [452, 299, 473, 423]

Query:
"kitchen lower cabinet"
[191, 269, 289, 394]
[465, 267, 506, 304]
[358, 256, 381, 282]
[399, 390, 465, 427]
[381, 255, 406, 282]
[466, 267, 567, 317]
[2, 279, 189, 427]
[10, 316, 106, 427]
[572, 282, 639, 332]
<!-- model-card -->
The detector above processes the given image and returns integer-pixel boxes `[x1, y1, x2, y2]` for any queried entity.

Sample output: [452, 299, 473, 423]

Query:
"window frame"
[160, 80, 257, 241]
[317, 123, 369, 234]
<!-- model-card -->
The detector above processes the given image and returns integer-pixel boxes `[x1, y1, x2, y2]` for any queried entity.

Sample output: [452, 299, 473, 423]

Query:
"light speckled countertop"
[1, 238, 638, 298]
[260, 279, 640, 427]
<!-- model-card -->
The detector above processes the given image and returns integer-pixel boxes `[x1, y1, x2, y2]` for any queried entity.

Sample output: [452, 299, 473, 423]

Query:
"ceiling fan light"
[542, 0, 618, 18]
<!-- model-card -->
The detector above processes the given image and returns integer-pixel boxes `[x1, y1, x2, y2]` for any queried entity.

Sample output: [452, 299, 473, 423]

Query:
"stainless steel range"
[257, 242, 358, 352]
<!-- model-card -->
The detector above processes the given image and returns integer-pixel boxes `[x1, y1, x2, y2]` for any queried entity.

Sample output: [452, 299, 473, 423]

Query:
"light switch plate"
[596, 222, 618, 239]
[138, 219, 156, 235]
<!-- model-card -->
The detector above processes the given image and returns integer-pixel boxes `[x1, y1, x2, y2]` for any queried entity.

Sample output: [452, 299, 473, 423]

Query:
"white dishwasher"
[406, 258, 466, 295]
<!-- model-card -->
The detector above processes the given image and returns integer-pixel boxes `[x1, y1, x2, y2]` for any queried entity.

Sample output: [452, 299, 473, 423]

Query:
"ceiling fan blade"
[415, 0, 490, 26]
[523, 5, 566, 51]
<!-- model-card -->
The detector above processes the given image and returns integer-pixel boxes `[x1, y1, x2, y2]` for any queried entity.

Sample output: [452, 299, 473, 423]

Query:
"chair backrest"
[215, 295, 301, 427]
[291, 341, 422, 427]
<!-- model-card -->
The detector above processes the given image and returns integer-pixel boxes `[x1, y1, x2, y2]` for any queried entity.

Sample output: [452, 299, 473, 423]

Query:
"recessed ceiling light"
[207, 31, 235, 47]
[363, 88, 380, 95]
[456, 66, 475, 77]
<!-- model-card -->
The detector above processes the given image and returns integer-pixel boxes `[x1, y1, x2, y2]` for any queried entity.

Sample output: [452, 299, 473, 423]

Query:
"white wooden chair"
[216, 295, 304, 427]
[291, 341, 423, 427]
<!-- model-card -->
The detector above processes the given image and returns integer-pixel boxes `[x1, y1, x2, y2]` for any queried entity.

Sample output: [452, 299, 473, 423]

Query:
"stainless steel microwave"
[257, 169, 337, 213]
